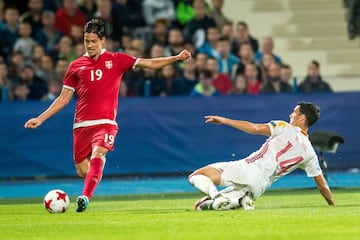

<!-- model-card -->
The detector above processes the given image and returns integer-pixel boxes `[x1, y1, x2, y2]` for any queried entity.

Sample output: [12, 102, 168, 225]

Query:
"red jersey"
[63, 49, 138, 129]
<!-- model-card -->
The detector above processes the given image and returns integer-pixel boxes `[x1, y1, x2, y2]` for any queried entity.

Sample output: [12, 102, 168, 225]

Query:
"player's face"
[84, 33, 105, 59]
[289, 106, 302, 126]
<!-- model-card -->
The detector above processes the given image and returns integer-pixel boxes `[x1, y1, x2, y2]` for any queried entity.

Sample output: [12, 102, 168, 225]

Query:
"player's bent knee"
[76, 167, 88, 178]
[91, 146, 108, 159]
[76, 170, 86, 178]
[91, 152, 105, 159]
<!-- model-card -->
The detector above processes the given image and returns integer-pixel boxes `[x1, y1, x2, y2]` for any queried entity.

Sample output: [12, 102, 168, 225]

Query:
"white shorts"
[209, 160, 270, 199]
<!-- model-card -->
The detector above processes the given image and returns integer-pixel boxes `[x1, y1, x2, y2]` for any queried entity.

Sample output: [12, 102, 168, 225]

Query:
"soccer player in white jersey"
[189, 102, 335, 210]
[24, 18, 191, 212]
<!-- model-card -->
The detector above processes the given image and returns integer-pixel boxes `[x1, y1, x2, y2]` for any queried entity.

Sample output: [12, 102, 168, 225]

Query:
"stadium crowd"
[0, 0, 333, 101]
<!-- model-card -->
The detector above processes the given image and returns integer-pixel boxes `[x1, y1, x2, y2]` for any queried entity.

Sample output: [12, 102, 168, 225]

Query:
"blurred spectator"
[183, 0, 216, 48]
[346, 0, 360, 39]
[70, 22, 84, 44]
[120, 33, 133, 51]
[229, 73, 247, 95]
[78, 0, 97, 20]
[153, 18, 169, 47]
[194, 52, 208, 76]
[174, 56, 198, 95]
[55, 0, 86, 37]
[151, 64, 182, 97]
[13, 21, 38, 61]
[207, 0, 232, 31]
[20, 0, 44, 37]
[244, 62, 261, 95]
[150, 43, 166, 58]
[142, 0, 175, 27]
[234, 42, 256, 78]
[93, 0, 121, 41]
[145, 18, 169, 54]
[197, 25, 220, 57]
[190, 69, 220, 97]
[164, 27, 185, 71]
[261, 62, 292, 94]
[7, 51, 24, 81]
[53, 57, 69, 82]
[206, 56, 232, 95]
[280, 63, 294, 87]
[104, 38, 117, 52]
[12, 63, 47, 101]
[12, 83, 30, 101]
[0, 61, 14, 101]
[130, 38, 146, 57]
[215, 36, 239, 76]
[164, 27, 185, 56]
[0, 6, 20, 62]
[122, 47, 146, 97]
[31, 44, 46, 78]
[255, 36, 282, 65]
[56, 35, 76, 62]
[41, 78, 62, 101]
[38, 53, 56, 82]
[34, 10, 64, 58]
[220, 22, 233, 42]
[74, 42, 85, 58]
[143, 42, 166, 85]
[258, 53, 275, 82]
[231, 21, 258, 56]
[298, 60, 333, 93]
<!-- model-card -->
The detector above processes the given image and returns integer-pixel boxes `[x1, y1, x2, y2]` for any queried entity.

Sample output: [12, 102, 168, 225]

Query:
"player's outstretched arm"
[313, 174, 335, 206]
[137, 49, 191, 70]
[24, 88, 74, 129]
[204, 115, 271, 136]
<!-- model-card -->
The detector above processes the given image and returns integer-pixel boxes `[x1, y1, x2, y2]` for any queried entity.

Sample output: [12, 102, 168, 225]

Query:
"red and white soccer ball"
[44, 189, 70, 213]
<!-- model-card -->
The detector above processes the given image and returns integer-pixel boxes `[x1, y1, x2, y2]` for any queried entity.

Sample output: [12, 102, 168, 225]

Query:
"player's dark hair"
[297, 101, 320, 127]
[84, 18, 105, 39]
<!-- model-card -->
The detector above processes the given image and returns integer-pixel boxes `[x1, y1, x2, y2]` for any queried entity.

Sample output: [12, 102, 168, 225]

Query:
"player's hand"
[177, 49, 191, 61]
[204, 115, 227, 124]
[24, 118, 42, 129]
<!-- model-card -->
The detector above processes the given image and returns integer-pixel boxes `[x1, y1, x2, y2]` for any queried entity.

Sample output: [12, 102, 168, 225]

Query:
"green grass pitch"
[0, 188, 359, 240]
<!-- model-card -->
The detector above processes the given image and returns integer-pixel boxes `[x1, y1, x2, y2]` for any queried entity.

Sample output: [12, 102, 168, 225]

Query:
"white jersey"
[210, 120, 322, 198]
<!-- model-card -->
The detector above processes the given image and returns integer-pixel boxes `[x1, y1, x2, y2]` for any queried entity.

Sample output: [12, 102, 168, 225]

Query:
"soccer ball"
[43, 189, 70, 213]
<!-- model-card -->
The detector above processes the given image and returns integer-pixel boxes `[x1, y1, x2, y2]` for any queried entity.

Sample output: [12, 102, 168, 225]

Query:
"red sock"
[82, 157, 103, 200]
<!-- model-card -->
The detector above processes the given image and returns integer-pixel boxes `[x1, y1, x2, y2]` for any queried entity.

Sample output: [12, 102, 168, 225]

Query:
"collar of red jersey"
[84, 48, 106, 57]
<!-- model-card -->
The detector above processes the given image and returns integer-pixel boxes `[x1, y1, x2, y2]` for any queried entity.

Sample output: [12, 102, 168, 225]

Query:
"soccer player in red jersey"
[24, 18, 191, 212]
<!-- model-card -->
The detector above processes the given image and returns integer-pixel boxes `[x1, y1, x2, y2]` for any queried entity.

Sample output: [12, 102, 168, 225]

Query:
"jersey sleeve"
[116, 52, 138, 72]
[267, 120, 288, 137]
[303, 155, 322, 177]
[62, 62, 77, 91]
